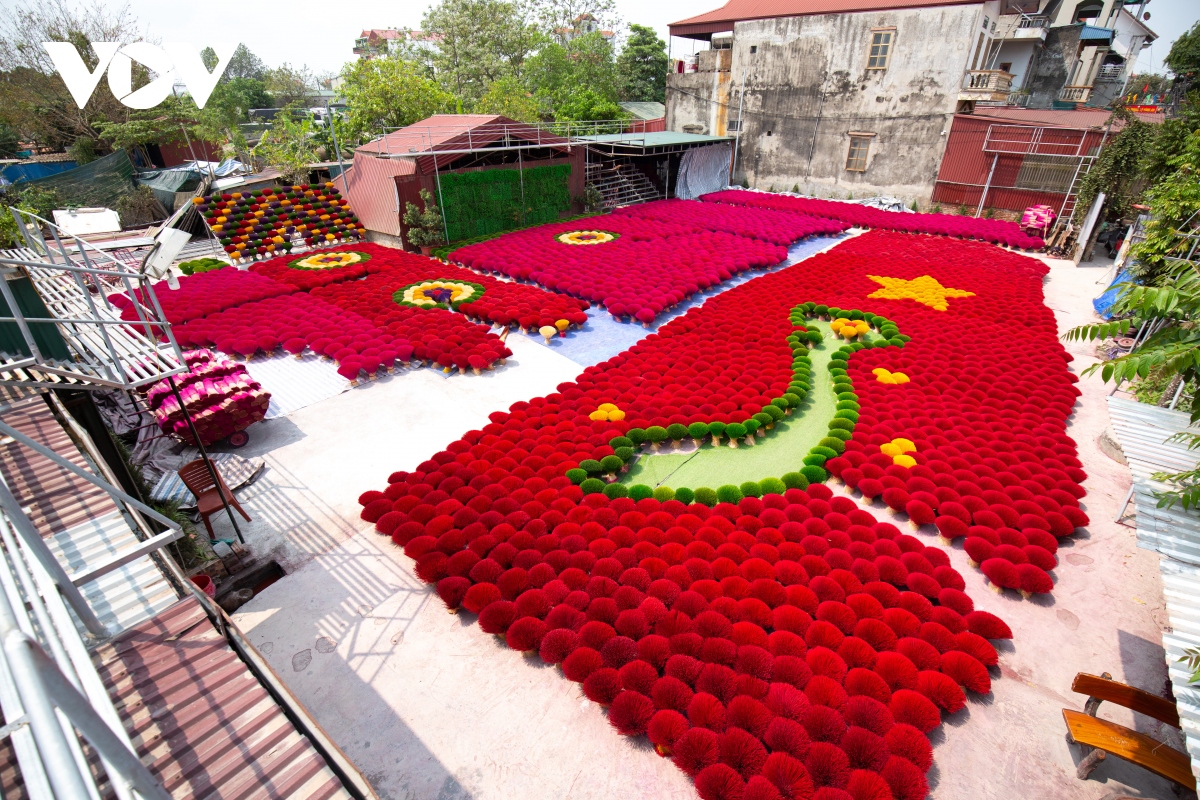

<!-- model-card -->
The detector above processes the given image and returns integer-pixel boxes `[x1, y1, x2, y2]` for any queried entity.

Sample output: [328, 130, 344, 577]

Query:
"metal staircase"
[585, 161, 663, 209]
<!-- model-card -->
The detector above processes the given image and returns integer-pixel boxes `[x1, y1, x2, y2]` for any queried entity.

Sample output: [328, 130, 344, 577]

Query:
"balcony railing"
[959, 70, 1015, 102]
[1096, 64, 1124, 81]
[1017, 14, 1050, 27]
[1059, 85, 1093, 102]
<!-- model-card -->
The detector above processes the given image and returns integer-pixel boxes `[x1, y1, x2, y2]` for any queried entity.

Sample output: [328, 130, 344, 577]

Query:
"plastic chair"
[177, 458, 251, 540]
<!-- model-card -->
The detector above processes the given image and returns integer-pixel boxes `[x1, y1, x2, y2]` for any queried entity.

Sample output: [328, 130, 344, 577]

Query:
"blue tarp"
[1094, 269, 1131, 318]
[0, 160, 77, 185]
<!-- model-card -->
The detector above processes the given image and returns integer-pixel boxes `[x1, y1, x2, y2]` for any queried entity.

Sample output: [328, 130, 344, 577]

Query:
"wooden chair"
[177, 459, 251, 540]
[1063, 671, 1196, 791]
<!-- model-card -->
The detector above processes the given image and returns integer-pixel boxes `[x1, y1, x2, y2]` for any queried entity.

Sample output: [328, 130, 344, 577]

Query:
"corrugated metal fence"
[1108, 395, 1200, 782]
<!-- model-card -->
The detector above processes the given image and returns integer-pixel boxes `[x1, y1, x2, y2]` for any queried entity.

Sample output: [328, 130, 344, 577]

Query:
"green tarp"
[25, 150, 137, 209]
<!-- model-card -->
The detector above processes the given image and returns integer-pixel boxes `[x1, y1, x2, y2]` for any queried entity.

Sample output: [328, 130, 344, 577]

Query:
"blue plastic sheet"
[1094, 269, 1131, 319]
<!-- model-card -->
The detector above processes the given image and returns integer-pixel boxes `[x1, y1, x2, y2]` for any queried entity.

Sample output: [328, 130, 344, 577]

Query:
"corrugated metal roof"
[47, 511, 179, 633]
[342, 150, 412, 237]
[0, 398, 116, 533]
[577, 131, 732, 146]
[355, 114, 571, 174]
[670, 0, 978, 37]
[620, 102, 667, 121]
[0, 396, 180, 633]
[1107, 396, 1200, 564]
[93, 596, 355, 799]
[1079, 23, 1115, 43]
[969, 106, 1165, 127]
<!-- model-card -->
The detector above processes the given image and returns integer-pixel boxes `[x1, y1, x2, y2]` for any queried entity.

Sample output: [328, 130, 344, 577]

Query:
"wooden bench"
[1063, 671, 1196, 790]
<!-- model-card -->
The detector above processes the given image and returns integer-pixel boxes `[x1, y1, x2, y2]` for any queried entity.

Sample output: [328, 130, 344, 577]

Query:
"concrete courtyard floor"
[223, 240, 1189, 800]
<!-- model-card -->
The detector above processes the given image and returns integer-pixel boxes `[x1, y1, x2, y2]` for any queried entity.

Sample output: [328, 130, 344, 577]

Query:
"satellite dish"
[1142, 11, 1150, 19]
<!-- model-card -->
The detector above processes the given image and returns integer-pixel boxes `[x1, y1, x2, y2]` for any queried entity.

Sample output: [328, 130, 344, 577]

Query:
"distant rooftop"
[670, 0, 977, 38]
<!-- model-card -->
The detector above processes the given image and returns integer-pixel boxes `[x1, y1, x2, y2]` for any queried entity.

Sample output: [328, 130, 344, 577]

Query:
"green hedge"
[439, 164, 571, 242]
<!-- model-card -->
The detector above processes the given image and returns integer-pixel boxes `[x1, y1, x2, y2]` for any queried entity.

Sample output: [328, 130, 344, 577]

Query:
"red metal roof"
[93, 596, 355, 799]
[970, 106, 1164, 127]
[670, 0, 979, 36]
[0, 397, 116, 535]
[354, 114, 572, 174]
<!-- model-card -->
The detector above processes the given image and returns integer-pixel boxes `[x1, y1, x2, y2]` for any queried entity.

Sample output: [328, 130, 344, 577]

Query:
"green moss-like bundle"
[626, 428, 648, 446]
[716, 484, 744, 504]
[647, 426, 668, 447]
[653, 486, 675, 502]
[694, 487, 718, 506]
[759, 477, 786, 495]
[709, 421, 727, 445]
[666, 423, 688, 442]
[782, 471, 810, 489]
[566, 468, 587, 484]
[801, 465, 828, 484]
[615, 446, 635, 462]
[630, 484, 654, 501]
[580, 459, 604, 474]
[740, 481, 762, 498]
[610, 436, 634, 450]
[675, 487, 695, 505]
[726, 422, 747, 446]
[581, 478, 606, 494]
[601, 455, 624, 473]
[818, 436, 847, 453]
[603, 482, 628, 499]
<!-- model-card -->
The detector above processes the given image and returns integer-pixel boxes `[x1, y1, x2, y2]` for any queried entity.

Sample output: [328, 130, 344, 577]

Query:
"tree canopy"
[0, 0, 146, 150]
[616, 24, 668, 103]
[422, 0, 541, 105]
[1166, 21, 1200, 78]
[338, 56, 457, 143]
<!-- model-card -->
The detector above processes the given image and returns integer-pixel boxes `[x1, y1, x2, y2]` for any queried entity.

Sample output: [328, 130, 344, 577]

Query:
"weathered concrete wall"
[1026, 25, 1078, 107]
[738, 7, 982, 200]
[665, 70, 733, 137]
[669, 4, 988, 203]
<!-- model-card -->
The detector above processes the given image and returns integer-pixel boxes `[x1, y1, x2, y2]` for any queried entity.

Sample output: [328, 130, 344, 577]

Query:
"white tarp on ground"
[675, 143, 732, 200]
[239, 350, 350, 419]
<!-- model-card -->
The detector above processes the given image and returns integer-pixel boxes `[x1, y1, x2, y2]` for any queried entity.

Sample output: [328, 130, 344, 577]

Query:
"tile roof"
[670, 0, 979, 36]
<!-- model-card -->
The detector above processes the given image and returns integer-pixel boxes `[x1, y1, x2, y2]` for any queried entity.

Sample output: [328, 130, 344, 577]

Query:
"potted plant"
[403, 189, 447, 255]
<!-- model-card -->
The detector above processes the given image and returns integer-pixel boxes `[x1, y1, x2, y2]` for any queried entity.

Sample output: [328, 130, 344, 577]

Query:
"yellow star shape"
[866, 274, 975, 312]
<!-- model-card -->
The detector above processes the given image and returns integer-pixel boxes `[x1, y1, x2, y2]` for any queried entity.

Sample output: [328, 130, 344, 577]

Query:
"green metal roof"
[619, 102, 666, 120]
[576, 131, 731, 146]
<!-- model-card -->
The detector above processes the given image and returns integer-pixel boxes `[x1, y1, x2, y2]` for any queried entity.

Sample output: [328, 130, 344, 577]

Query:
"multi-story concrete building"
[666, 0, 1154, 202]
[353, 28, 439, 60]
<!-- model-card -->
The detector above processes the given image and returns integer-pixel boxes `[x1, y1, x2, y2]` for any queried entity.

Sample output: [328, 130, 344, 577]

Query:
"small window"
[982, 15, 990, 30]
[867, 31, 893, 69]
[728, 119, 742, 132]
[750, 45, 758, 53]
[846, 134, 874, 171]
